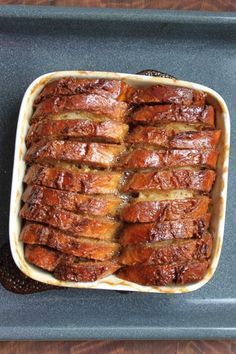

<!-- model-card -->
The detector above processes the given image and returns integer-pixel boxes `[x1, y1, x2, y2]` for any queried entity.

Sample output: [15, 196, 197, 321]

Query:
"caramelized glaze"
[18, 74, 220, 288]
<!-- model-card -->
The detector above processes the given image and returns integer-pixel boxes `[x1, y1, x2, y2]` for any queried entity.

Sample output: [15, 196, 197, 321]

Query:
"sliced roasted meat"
[121, 196, 210, 223]
[21, 223, 120, 261]
[127, 127, 221, 150]
[25, 244, 63, 272]
[25, 245, 120, 281]
[25, 140, 124, 168]
[54, 259, 120, 282]
[130, 104, 214, 127]
[119, 232, 212, 266]
[126, 85, 206, 106]
[117, 260, 209, 286]
[35, 78, 127, 104]
[23, 185, 122, 216]
[123, 169, 215, 193]
[24, 164, 121, 194]
[31, 94, 128, 123]
[120, 214, 211, 245]
[119, 149, 218, 170]
[20, 203, 121, 240]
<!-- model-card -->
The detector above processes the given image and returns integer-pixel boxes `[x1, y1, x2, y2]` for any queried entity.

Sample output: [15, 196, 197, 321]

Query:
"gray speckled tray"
[0, 5, 236, 340]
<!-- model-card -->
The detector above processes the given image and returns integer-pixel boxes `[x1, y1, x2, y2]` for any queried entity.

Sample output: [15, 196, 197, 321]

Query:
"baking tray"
[0, 5, 236, 340]
[10, 70, 229, 294]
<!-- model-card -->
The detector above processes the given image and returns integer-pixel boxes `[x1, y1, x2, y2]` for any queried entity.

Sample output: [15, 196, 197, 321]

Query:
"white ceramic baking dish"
[9, 71, 230, 293]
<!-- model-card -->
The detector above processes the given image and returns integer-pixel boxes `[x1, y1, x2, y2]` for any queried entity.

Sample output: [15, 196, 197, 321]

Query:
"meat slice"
[123, 169, 215, 193]
[127, 127, 221, 149]
[54, 259, 120, 282]
[23, 185, 122, 216]
[35, 78, 127, 104]
[26, 119, 129, 146]
[31, 94, 128, 123]
[25, 245, 120, 281]
[20, 203, 121, 240]
[25, 244, 63, 271]
[119, 233, 212, 266]
[117, 260, 209, 286]
[120, 149, 218, 170]
[21, 223, 120, 261]
[120, 214, 211, 246]
[130, 104, 214, 127]
[121, 196, 210, 223]
[24, 165, 122, 194]
[25, 140, 124, 168]
[126, 85, 206, 106]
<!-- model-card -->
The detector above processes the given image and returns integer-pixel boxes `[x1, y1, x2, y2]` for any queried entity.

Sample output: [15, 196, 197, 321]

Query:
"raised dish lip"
[9, 70, 230, 293]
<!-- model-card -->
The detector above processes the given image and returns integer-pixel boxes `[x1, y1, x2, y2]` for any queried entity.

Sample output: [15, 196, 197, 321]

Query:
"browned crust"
[25, 140, 124, 168]
[54, 260, 120, 282]
[123, 169, 216, 193]
[35, 78, 127, 104]
[120, 214, 211, 245]
[121, 196, 210, 223]
[31, 94, 128, 124]
[24, 244, 63, 272]
[20, 203, 121, 240]
[25, 245, 120, 281]
[22, 185, 122, 216]
[119, 149, 218, 170]
[22, 79, 219, 286]
[24, 165, 122, 194]
[130, 105, 214, 127]
[127, 127, 221, 149]
[117, 260, 209, 286]
[21, 223, 120, 261]
[169, 130, 221, 150]
[126, 85, 206, 106]
[26, 119, 129, 146]
[119, 233, 212, 266]
[175, 259, 210, 284]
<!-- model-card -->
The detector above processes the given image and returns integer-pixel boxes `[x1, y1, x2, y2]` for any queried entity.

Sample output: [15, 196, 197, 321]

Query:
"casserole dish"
[9, 70, 230, 293]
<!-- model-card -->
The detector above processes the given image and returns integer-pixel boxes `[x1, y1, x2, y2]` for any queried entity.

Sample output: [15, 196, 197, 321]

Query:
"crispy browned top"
[120, 214, 211, 245]
[25, 245, 63, 272]
[24, 164, 122, 194]
[25, 140, 125, 168]
[20, 79, 220, 286]
[127, 127, 220, 149]
[130, 104, 214, 127]
[21, 223, 120, 261]
[117, 260, 209, 286]
[119, 233, 212, 266]
[25, 244, 120, 282]
[23, 185, 122, 216]
[53, 259, 120, 282]
[32, 94, 128, 123]
[121, 196, 210, 223]
[126, 85, 206, 106]
[35, 78, 128, 104]
[27, 119, 129, 145]
[123, 169, 215, 193]
[20, 203, 121, 240]
[119, 149, 218, 170]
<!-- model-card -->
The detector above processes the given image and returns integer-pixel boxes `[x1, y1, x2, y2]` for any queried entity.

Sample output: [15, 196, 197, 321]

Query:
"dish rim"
[9, 70, 230, 294]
